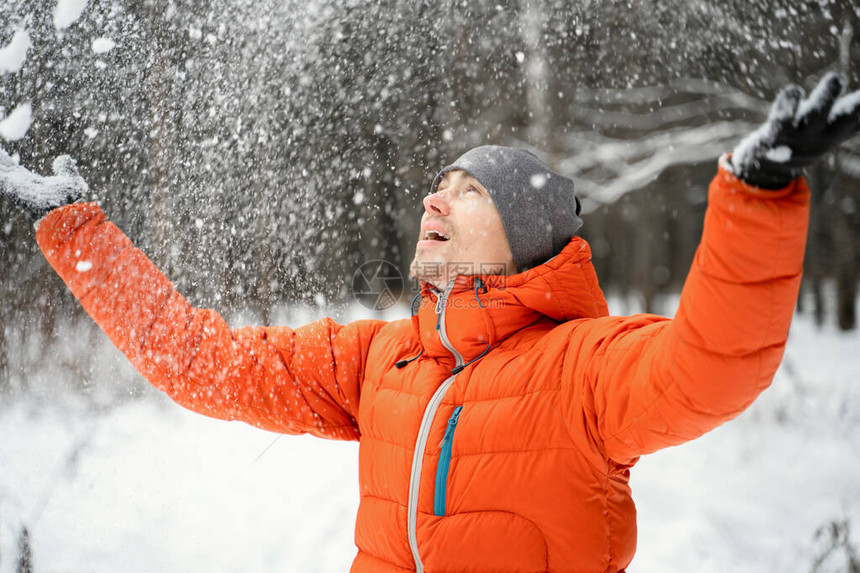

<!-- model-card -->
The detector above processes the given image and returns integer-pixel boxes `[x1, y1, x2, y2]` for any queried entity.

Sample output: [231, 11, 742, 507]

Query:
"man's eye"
[466, 187, 479, 194]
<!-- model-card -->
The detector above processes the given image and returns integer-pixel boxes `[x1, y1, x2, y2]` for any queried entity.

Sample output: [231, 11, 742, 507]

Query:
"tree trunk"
[835, 18, 857, 330]
[520, 0, 551, 150]
[0, 321, 8, 393]
[16, 526, 32, 573]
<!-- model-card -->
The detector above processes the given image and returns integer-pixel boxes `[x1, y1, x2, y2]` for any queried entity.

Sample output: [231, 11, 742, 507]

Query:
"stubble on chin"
[409, 251, 448, 289]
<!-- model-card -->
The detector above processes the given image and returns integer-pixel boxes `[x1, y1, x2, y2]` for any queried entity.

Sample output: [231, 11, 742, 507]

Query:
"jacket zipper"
[408, 282, 463, 573]
[435, 283, 464, 368]
[434, 405, 463, 517]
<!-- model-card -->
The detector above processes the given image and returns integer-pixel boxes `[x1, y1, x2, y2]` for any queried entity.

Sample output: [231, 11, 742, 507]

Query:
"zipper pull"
[435, 292, 444, 331]
[448, 407, 462, 427]
[438, 406, 463, 446]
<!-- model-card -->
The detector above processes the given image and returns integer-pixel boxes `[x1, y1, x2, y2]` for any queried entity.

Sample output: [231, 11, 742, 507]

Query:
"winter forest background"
[1, 0, 859, 572]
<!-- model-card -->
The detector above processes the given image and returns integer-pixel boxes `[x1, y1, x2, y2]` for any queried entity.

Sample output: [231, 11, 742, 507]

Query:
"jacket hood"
[413, 237, 609, 362]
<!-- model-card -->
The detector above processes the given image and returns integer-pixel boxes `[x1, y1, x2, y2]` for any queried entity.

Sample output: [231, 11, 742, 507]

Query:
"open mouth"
[422, 230, 450, 242]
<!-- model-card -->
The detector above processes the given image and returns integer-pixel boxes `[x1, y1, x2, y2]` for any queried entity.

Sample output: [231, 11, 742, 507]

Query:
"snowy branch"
[571, 77, 767, 110]
[556, 120, 756, 210]
[566, 94, 766, 131]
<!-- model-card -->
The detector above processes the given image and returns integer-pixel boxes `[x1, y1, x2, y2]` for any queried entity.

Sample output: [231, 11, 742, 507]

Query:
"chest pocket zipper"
[434, 405, 463, 517]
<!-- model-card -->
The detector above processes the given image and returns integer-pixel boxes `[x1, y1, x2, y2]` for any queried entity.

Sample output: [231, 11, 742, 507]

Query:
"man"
[1, 73, 859, 572]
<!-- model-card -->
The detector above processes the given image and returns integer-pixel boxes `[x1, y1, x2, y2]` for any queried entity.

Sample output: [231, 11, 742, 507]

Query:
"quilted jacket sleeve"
[36, 203, 384, 440]
[577, 157, 810, 466]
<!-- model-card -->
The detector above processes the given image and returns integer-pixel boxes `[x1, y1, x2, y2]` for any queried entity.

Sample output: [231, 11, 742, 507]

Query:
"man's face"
[409, 169, 515, 289]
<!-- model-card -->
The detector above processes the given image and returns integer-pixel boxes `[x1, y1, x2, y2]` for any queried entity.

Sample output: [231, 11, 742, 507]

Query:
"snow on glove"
[731, 72, 860, 190]
[0, 147, 89, 220]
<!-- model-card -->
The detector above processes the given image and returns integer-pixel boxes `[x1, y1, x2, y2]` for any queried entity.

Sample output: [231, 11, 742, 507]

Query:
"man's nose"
[423, 190, 450, 215]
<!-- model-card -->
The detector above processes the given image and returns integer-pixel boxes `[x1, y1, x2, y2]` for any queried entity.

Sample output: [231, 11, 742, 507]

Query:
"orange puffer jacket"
[37, 160, 809, 572]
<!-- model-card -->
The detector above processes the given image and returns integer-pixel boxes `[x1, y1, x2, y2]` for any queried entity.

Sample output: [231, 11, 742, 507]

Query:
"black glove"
[0, 147, 89, 220]
[731, 72, 860, 189]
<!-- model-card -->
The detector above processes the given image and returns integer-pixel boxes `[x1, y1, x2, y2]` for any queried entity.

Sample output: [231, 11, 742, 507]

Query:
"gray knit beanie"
[431, 145, 582, 272]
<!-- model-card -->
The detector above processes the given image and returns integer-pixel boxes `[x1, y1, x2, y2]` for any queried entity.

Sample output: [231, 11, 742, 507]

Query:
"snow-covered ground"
[0, 400, 360, 573]
[1, 302, 858, 572]
[633, 310, 860, 573]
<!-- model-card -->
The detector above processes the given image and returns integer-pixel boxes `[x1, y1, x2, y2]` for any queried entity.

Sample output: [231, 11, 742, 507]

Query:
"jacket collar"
[412, 237, 609, 363]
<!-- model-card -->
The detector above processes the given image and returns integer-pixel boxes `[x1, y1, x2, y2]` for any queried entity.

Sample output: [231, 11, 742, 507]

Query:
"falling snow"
[90, 37, 115, 54]
[53, 0, 90, 30]
[0, 103, 32, 142]
[0, 2, 859, 571]
[0, 29, 31, 74]
[530, 173, 548, 189]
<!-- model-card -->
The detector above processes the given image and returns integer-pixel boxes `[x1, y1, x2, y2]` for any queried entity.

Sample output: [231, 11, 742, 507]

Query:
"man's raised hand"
[731, 72, 860, 189]
[0, 147, 89, 221]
